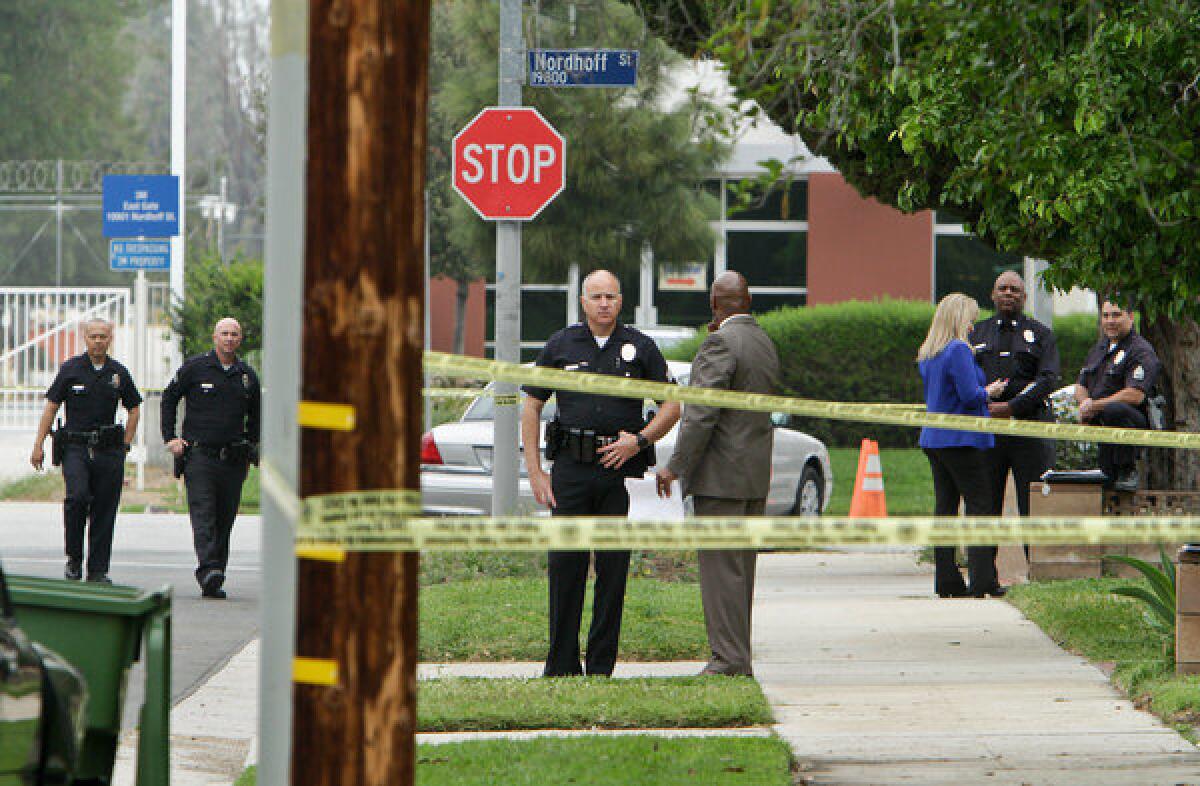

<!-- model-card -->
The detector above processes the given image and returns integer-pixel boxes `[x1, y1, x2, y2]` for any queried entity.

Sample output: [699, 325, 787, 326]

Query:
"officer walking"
[1075, 295, 1161, 491]
[969, 271, 1060, 522]
[521, 269, 680, 677]
[162, 317, 261, 599]
[30, 318, 142, 583]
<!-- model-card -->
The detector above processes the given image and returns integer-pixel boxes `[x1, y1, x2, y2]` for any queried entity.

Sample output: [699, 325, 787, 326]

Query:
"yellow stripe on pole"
[297, 400, 356, 431]
[295, 546, 346, 562]
[293, 657, 338, 686]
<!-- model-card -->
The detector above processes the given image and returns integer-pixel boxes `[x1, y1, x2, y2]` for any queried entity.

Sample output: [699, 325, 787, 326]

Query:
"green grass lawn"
[0, 465, 260, 513]
[419, 676, 771, 731]
[826, 446, 931, 516]
[1008, 578, 1200, 737]
[420, 550, 697, 585]
[237, 736, 794, 786]
[420, 577, 704, 662]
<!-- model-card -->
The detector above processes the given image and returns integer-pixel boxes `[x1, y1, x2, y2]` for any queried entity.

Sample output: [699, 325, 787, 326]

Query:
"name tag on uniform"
[201, 382, 215, 391]
[71, 384, 87, 394]
[999, 352, 1011, 357]
[564, 363, 582, 372]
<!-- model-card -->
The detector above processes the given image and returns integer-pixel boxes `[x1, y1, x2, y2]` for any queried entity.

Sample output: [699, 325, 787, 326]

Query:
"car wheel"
[792, 464, 823, 516]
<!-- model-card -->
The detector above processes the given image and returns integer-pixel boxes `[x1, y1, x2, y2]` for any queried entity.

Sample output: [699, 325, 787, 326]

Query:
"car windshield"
[461, 372, 690, 422]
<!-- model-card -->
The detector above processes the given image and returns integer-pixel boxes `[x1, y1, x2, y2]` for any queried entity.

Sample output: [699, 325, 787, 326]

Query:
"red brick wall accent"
[428, 276, 485, 356]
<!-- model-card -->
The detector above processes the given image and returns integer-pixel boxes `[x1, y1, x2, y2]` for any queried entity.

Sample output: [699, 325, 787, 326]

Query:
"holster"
[221, 439, 253, 464]
[97, 424, 124, 450]
[544, 418, 562, 461]
[50, 420, 64, 467]
[173, 445, 189, 479]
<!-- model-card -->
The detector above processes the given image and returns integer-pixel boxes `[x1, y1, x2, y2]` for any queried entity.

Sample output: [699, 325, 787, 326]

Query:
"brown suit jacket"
[666, 314, 781, 499]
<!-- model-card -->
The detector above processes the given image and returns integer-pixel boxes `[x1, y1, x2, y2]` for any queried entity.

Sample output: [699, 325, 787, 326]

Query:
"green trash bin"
[8, 576, 171, 786]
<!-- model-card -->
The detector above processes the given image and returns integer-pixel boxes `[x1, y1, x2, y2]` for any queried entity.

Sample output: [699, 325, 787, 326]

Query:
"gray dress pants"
[694, 495, 764, 676]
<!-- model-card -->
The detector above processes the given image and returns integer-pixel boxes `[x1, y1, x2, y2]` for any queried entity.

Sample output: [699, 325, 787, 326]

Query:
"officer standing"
[521, 269, 681, 677]
[969, 271, 1060, 520]
[1075, 295, 1161, 491]
[162, 317, 261, 599]
[30, 318, 142, 583]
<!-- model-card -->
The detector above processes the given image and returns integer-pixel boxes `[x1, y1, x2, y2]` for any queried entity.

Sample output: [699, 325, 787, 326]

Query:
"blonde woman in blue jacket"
[918, 294, 1008, 598]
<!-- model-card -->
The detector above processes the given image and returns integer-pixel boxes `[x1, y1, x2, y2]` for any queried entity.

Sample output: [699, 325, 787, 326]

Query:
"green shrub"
[666, 299, 1100, 448]
[171, 251, 264, 358]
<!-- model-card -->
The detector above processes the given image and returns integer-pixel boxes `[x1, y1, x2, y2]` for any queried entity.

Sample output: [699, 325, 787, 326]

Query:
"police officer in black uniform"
[969, 271, 1060, 521]
[1075, 296, 1161, 491]
[30, 318, 141, 583]
[162, 317, 261, 599]
[521, 270, 681, 677]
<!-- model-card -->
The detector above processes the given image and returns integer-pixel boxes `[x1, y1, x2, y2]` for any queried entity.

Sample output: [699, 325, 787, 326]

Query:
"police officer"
[30, 318, 142, 583]
[1075, 296, 1161, 491]
[162, 317, 261, 599]
[521, 269, 681, 677]
[969, 271, 1060, 521]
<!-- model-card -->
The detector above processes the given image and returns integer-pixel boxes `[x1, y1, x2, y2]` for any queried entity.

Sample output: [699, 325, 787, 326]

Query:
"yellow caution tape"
[422, 351, 1200, 449]
[423, 388, 490, 399]
[293, 657, 339, 686]
[294, 514, 1200, 550]
[297, 400, 356, 431]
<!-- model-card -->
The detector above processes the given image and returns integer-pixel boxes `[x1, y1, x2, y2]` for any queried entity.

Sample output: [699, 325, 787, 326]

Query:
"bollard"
[1176, 546, 1200, 675]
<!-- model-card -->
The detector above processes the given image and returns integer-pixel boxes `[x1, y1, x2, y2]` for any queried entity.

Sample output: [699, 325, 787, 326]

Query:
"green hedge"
[665, 299, 1099, 448]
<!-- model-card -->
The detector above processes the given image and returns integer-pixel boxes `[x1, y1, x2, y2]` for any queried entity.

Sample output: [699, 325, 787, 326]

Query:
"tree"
[172, 250, 262, 358]
[637, 0, 1200, 488]
[428, 0, 728, 346]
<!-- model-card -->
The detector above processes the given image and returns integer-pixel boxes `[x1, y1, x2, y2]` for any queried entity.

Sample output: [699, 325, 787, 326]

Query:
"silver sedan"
[420, 362, 833, 517]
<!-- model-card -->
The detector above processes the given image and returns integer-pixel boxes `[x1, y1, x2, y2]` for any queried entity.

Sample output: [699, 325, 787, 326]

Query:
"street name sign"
[110, 239, 170, 271]
[527, 49, 638, 88]
[452, 107, 566, 221]
[102, 174, 180, 238]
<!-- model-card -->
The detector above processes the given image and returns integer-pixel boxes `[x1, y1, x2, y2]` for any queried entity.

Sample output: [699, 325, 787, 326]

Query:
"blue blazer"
[918, 339, 994, 450]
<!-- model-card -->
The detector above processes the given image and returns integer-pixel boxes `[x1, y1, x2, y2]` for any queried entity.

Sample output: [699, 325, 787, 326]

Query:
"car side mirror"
[770, 412, 789, 428]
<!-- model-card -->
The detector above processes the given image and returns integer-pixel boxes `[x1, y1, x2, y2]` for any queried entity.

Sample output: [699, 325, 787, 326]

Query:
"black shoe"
[64, 559, 82, 581]
[202, 587, 227, 600]
[1112, 469, 1139, 493]
[969, 585, 1007, 598]
[86, 573, 112, 585]
[201, 570, 225, 597]
[937, 587, 969, 598]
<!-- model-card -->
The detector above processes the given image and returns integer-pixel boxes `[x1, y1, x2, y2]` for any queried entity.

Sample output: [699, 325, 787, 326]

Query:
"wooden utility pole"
[292, 0, 430, 783]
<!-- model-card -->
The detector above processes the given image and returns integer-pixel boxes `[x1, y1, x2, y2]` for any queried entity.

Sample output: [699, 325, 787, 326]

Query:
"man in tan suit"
[655, 271, 780, 676]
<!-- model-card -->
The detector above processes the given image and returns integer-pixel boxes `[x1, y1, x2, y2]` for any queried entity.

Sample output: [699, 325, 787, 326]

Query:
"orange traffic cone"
[848, 438, 888, 517]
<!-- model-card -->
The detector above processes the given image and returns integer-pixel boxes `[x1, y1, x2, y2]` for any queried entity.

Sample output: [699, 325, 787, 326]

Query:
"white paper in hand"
[625, 474, 685, 521]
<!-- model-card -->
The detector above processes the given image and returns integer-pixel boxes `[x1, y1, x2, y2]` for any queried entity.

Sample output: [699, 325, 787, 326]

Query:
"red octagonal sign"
[452, 107, 566, 221]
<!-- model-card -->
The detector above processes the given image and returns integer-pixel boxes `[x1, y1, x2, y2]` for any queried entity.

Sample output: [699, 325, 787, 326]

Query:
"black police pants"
[545, 458, 631, 677]
[1094, 403, 1147, 479]
[184, 452, 248, 588]
[985, 435, 1055, 516]
[62, 444, 125, 576]
[924, 447, 997, 595]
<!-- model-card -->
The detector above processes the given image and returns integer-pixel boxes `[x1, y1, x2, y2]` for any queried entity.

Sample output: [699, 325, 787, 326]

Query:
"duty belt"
[191, 440, 253, 463]
[556, 428, 618, 464]
[64, 424, 123, 449]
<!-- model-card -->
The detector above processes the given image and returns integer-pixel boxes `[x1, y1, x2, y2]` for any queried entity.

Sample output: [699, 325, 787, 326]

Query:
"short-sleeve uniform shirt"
[522, 322, 673, 435]
[45, 354, 142, 431]
[1077, 330, 1161, 402]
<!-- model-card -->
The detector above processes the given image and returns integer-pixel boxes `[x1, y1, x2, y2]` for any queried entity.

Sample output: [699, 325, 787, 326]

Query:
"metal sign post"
[493, 0, 523, 516]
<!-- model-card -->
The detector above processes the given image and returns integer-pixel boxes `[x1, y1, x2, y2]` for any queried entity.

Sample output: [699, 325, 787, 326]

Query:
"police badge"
[1113, 349, 1126, 365]
[242, 373, 250, 389]
[1024, 329, 1035, 344]
[620, 343, 636, 362]
[1133, 365, 1145, 381]
[111, 373, 120, 388]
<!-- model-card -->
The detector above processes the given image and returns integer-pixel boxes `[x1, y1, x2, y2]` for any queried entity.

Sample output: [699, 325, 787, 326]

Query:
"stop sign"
[452, 107, 566, 221]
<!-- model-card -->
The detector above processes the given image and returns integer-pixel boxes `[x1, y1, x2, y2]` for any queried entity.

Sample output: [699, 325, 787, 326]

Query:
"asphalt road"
[0, 502, 261, 729]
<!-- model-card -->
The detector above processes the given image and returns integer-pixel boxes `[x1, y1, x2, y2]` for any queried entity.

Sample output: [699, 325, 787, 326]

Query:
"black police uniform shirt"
[522, 321, 673, 437]
[161, 350, 262, 445]
[1078, 329, 1161, 403]
[969, 314, 1060, 420]
[45, 354, 143, 431]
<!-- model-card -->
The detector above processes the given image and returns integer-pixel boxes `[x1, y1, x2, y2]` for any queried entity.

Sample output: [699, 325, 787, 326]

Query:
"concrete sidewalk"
[115, 550, 1200, 785]
[756, 551, 1200, 785]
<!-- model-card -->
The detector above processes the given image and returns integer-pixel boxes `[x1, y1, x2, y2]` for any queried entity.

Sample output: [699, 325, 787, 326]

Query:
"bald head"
[991, 270, 1026, 318]
[710, 271, 751, 326]
[580, 269, 622, 336]
[212, 317, 244, 363]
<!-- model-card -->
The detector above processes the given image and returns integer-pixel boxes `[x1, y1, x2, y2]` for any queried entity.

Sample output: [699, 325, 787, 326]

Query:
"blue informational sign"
[102, 174, 180, 237]
[109, 239, 171, 271]
[528, 49, 638, 88]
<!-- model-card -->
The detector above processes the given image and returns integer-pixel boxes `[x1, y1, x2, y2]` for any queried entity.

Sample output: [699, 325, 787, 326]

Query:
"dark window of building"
[726, 231, 807, 288]
[749, 292, 807, 316]
[935, 235, 1022, 305]
[484, 289, 568, 342]
[934, 209, 967, 225]
[727, 178, 808, 221]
